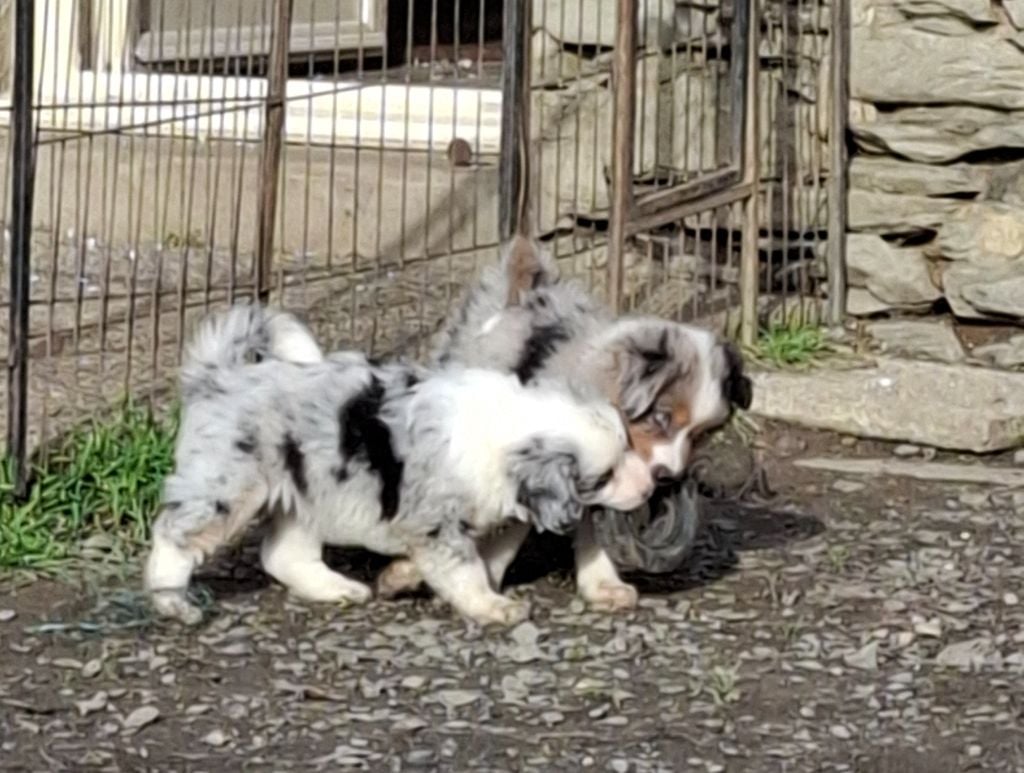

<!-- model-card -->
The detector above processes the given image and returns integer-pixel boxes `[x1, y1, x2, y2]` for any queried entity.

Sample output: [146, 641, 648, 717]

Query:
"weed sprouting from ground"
[706, 665, 742, 705]
[0, 401, 177, 569]
[755, 322, 828, 367]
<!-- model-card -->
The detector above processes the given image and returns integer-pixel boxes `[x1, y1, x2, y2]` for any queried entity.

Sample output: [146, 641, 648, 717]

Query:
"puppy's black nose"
[652, 465, 678, 485]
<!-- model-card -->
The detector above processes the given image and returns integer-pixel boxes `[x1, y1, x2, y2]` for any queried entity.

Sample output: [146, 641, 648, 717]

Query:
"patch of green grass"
[163, 228, 206, 249]
[706, 665, 741, 705]
[755, 322, 828, 367]
[0, 401, 177, 569]
[826, 544, 850, 574]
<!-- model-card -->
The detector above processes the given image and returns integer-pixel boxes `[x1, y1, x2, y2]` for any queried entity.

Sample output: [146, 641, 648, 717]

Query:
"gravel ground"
[2, 423, 1024, 772]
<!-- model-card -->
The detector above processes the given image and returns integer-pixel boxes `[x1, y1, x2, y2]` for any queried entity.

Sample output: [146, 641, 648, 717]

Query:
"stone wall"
[849, 0, 1024, 325]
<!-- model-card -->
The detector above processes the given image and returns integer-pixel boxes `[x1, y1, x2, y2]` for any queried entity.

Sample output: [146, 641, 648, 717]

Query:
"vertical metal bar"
[7, 0, 35, 495]
[498, 0, 531, 241]
[608, 0, 637, 315]
[256, 0, 292, 303]
[739, 0, 760, 347]
[826, 0, 849, 325]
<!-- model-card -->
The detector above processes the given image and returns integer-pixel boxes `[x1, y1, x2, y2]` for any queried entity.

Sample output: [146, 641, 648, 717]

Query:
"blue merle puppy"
[143, 305, 653, 626]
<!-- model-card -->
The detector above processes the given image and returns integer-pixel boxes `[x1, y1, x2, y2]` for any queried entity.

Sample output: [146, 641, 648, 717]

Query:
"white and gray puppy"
[144, 305, 652, 626]
[375, 237, 753, 609]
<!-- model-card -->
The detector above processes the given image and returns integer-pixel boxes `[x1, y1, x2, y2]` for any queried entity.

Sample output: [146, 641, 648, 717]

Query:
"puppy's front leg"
[574, 513, 639, 611]
[412, 535, 529, 626]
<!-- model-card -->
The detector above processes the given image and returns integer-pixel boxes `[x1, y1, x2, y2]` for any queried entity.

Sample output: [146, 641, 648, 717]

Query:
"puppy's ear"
[504, 235, 557, 307]
[611, 327, 685, 420]
[508, 442, 583, 535]
[721, 341, 753, 410]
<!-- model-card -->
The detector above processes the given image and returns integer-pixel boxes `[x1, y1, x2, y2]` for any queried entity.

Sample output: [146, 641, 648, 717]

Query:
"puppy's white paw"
[287, 572, 373, 606]
[376, 559, 424, 599]
[467, 595, 530, 626]
[151, 590, 204, 625]
[579, 579, 639, 612]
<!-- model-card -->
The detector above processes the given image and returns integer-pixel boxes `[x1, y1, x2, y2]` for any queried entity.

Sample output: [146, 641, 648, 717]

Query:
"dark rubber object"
[592, 476, 702, 574]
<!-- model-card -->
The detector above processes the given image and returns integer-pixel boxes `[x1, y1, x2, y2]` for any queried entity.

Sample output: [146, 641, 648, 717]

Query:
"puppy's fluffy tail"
[181, 304, 323, 395]
[502, 235, 558, 306]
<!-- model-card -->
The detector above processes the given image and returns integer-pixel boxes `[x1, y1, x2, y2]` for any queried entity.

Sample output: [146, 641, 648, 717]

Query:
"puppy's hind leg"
[145, 483, 269, 625]
[376, 557, 424, 599]
[145, 520, 205, 625]
[260, 515, 372, 606]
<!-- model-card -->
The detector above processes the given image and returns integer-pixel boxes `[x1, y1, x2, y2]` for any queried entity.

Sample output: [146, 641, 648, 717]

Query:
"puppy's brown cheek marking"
[627, 423, 659, 464]
[670, 401, 691, 429]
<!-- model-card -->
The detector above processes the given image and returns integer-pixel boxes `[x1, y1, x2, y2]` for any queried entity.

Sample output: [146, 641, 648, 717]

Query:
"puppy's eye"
[649, 410, 671, 432]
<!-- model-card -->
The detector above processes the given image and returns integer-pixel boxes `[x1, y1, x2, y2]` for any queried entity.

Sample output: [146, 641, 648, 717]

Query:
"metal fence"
[0, 0, 843, 489]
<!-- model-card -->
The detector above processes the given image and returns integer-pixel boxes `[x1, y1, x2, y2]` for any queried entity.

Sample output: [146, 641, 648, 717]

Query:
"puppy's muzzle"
[602, 452, 655, 512]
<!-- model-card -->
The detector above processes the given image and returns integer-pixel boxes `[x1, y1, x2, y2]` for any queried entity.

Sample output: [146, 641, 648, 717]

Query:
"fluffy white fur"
[144, 305, 651, 626]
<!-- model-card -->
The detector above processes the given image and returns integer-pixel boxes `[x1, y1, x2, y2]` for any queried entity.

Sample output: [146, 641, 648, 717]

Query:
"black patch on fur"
[339, 377, 404, 520]
[405, 372, 420, 389]
[459, 519, 473, 535]
[215, 500, 230, 515]
[333, 466, 349, 483]
[639, 330, 670, 378]
[280, 434, 308, 496]
[722, 342, 753, 410]
[514, 322, 569, 383]
[525, 293, 549, 312]
[426, 526, 441, 539]
[235, 435, 257, 454]
[578, 468, 613, 495]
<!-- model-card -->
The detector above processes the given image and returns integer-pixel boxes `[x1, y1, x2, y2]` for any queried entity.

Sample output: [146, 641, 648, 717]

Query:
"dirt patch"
[2, 424, 1023, 771]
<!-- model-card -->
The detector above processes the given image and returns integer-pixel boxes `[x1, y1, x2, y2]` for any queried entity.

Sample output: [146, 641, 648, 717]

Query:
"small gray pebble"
[832, 479, 865, 494]
[893, 444, 920, 457]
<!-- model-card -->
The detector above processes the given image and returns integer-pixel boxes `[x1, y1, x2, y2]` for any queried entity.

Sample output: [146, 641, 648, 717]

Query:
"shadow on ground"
[191, 485, 828, 607]
[475, 498, 826, 597]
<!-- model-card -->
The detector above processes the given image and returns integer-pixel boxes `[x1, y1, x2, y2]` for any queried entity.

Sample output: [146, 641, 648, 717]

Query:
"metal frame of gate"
[3, 0, 849, 493]
[499, 0, 848, 347]
[499, 0, 762, 346]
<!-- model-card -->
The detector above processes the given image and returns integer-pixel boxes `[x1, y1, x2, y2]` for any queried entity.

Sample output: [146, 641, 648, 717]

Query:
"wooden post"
[739, 0, 761, 348]
[826, 0, 849, 326]
[607, 0, 637, 315]
[256, 0, 292, 303]
[498, 0, 532, 241]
